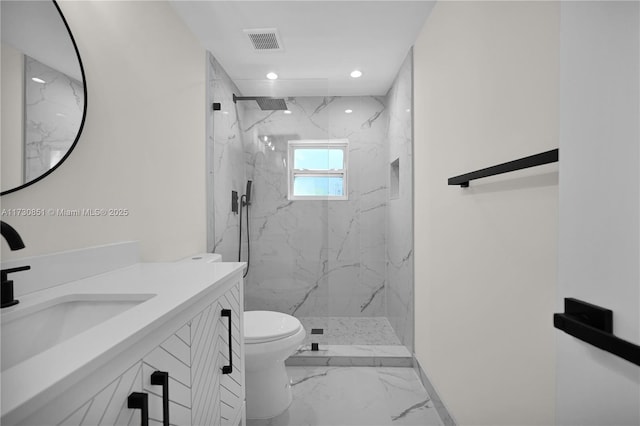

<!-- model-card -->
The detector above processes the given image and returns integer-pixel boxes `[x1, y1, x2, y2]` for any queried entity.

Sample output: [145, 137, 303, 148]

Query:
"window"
[287, 139, 348, 200]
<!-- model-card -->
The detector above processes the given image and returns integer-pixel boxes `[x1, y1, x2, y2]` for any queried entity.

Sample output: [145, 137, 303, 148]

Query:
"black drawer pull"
[127, 392, 149, 426]
[151, 371, 169, 426]
[221, 309, 233, 374]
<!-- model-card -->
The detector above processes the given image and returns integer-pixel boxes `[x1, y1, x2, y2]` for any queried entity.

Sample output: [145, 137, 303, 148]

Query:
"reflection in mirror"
[24, 55, 83, 182]
[1, 0, 86, 195]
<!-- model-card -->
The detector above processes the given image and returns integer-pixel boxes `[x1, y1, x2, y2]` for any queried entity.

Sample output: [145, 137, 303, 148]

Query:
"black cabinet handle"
[128, 392, 149, 426]
[151, 371, 169, 426]
[221, 309, 233, 374]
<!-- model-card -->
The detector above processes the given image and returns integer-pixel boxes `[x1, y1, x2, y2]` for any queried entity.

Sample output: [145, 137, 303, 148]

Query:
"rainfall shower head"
[256, 97, 288, 111]
[233, 94, 288, 111]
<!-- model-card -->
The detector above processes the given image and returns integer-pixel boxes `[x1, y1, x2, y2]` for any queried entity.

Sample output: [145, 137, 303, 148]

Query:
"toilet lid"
[244, 311, 302, 344]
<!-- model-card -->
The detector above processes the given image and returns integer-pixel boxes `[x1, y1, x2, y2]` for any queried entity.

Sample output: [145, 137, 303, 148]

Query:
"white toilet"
[243, 310, 306, 419]
[179, 255, 305, 419]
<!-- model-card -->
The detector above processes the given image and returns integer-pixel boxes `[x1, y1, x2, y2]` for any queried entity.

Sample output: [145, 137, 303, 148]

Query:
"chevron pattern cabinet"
[142, 324, 193, 426]
[18, 274, 245, 426]
[58, 362, 145, 426]
[191, 282, 244, 426]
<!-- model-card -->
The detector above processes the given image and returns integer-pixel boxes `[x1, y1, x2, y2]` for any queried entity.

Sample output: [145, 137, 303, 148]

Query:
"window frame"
[287, 139, 349, 201]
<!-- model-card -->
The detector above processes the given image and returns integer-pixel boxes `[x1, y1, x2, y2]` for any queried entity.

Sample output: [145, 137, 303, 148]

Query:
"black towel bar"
[554, 298, 640, 367]
[448, 149, 558, 187]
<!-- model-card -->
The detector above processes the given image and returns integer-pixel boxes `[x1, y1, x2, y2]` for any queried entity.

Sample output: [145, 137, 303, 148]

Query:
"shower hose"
[238, 194, 250, 278]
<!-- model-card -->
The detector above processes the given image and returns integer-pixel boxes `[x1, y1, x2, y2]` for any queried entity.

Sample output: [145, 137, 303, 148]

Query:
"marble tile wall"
[385, 51, 414, 348]
[24, 56, 84, 182]
[238, 96, 389, 318]
[206, 53, 247, 261]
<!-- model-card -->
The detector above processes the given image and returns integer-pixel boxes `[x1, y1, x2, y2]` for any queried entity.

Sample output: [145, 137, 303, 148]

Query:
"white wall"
[413, 2, 559, 424]
[0, 1, 206, 262]
[557, 2, 640, 425]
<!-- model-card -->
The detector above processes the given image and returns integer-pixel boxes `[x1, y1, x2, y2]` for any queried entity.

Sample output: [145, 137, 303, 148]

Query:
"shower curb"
[285, 355, 413, 367]
[286, 344, 413, 367]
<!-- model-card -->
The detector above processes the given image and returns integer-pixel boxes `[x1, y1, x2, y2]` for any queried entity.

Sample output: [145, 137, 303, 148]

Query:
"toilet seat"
[244, 311, 302, 344]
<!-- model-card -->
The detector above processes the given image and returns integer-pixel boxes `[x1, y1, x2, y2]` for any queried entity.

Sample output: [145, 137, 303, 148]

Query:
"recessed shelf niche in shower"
[390, 158, 400, 200]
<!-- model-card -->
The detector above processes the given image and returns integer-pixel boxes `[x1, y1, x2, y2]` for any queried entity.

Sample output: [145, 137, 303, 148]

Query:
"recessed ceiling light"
[345, 109, 353, 114]
[266, 72, 278, 80]
[350, 70, 362, 78]
[32, 77, 46, 84]
[283, 110, 292, 114]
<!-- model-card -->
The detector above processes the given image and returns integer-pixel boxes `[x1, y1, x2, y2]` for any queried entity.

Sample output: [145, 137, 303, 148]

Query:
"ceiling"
[170, 1, 435, 97]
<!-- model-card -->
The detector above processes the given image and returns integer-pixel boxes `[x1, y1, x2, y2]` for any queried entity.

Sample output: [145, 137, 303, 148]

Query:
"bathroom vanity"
[1, 250, 245, 426]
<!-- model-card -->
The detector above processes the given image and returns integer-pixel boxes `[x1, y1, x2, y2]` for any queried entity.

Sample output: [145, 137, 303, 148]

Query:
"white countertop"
[1, 260, 245, 421]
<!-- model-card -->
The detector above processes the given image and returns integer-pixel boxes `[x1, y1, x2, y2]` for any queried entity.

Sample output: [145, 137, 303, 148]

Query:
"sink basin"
[1, 293, 154, 371]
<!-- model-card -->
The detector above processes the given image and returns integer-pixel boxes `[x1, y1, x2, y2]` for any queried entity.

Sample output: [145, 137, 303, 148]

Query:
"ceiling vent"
[243, 28, 284, 52]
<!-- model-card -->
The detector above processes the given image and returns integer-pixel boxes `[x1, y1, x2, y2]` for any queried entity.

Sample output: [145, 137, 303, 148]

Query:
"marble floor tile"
[246, 367, 444, 426]
[299, 317, 402, 345]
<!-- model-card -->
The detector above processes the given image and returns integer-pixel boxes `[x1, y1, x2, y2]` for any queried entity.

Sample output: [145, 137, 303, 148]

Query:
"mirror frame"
[1, 0, 87, 196]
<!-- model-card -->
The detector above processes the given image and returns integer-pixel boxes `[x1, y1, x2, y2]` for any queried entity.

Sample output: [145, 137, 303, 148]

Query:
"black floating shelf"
[448, 148, 558, 187]
[554, 298, 640, 367]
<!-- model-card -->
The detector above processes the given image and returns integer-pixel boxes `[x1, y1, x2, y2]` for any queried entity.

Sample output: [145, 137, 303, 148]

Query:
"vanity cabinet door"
[41, 361, 145, 426]
[190, 280, 244, 426]
[50, 323, 193, 426]
[218, 282, 244, 425]
[141, 323, 193, 426]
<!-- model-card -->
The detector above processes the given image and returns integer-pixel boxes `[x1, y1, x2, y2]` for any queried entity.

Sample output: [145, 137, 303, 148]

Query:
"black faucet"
[1, 221, 30, 308]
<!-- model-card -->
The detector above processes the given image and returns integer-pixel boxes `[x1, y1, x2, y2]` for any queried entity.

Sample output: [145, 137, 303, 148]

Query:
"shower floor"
[298, 317, 402, 345]
[288, 317, 412, 367]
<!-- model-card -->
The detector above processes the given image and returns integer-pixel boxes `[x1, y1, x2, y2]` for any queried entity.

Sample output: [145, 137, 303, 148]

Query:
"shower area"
[206, 51, 414, 362]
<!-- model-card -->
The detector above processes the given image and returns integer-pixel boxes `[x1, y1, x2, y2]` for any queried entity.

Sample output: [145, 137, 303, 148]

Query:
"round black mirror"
[1, 0, 86, 196]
